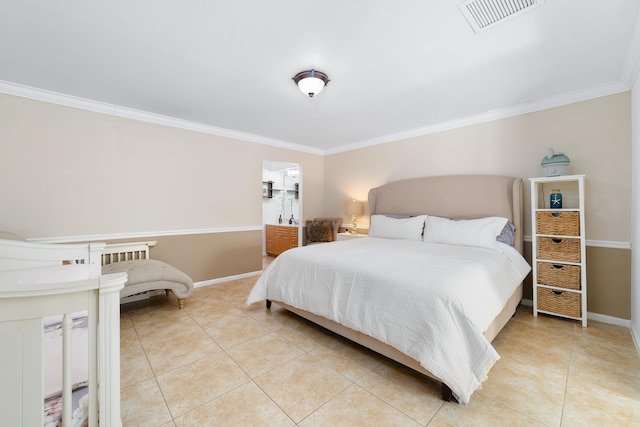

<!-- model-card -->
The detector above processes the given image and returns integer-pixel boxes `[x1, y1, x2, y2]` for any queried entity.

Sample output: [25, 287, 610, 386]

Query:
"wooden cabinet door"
[265, 226, 298, 257]
[265, 225, 276, 256]
[288, 228, 298, 249]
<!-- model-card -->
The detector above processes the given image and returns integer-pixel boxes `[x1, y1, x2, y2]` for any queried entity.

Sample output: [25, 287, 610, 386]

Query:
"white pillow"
[369, 214, 426, 241]
[423, 216, 508, 248]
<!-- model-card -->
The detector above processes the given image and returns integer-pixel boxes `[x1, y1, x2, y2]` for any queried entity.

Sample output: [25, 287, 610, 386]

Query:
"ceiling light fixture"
[292, 69, 329, 97]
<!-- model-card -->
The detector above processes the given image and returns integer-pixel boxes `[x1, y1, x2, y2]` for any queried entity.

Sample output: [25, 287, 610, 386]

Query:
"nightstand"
[337, 232, 367, 241]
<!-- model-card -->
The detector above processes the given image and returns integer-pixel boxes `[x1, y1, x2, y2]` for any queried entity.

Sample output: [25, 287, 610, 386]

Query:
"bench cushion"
[102, 259, 194, 299]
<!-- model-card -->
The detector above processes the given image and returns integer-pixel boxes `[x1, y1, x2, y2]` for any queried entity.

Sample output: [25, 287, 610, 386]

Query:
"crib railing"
[0, 272, 126, 426]
[0, 240, 105, 277]
[101, 241, 156, 266]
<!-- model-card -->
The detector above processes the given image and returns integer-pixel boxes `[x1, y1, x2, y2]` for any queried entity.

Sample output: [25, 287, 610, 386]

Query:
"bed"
[0, 237, 127, 426]
[247, 174, 531, 404]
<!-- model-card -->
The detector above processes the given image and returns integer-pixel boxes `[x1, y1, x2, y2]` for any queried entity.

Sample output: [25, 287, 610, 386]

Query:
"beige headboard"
[367, 175, 524, 253]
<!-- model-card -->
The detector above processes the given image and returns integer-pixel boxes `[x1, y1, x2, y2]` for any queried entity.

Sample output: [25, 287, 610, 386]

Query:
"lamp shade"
[292, 70, 330, 97]
[345, 200, 364, 217]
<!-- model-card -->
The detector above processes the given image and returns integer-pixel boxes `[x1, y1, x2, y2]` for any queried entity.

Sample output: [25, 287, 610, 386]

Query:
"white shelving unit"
[530, 174, 587, 327]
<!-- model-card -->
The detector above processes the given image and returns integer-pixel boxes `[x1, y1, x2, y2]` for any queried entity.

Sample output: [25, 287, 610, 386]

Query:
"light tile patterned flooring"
[120, 275, 640, 426]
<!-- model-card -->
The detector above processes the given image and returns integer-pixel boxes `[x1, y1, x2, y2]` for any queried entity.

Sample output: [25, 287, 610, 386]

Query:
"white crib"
[0, 238, 127, 426]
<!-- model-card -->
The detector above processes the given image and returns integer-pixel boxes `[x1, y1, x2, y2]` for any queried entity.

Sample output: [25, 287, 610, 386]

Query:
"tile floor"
[120, 274, 640, 426]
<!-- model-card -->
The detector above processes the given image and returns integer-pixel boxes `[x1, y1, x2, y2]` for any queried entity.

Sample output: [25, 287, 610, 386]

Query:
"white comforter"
[247, 237, 530, 404]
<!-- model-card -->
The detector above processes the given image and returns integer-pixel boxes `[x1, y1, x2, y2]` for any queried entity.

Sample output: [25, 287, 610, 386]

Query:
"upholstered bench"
[101, 241, 194, 309]
[102, 259, 194, 309]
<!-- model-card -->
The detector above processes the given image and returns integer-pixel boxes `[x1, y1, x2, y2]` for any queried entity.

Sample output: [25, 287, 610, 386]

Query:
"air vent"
[459, 0, 546, 33]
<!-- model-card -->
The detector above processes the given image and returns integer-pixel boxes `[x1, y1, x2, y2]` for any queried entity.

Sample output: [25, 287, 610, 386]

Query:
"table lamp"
[345, 200, 364, 235]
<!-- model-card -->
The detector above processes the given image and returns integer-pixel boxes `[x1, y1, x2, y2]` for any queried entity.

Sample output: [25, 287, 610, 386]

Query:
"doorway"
[262, 160, 302, 254]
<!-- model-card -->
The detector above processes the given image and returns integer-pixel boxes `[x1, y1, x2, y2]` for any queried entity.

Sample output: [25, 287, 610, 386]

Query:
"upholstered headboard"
[367, 175, 524, 253]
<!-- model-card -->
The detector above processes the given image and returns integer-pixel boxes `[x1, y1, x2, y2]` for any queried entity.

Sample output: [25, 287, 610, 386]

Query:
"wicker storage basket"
[537, 262, 581, 290]
[537, 288, 581, 318]
[536, 211, 580, 236]
[537, 237, 581, 263]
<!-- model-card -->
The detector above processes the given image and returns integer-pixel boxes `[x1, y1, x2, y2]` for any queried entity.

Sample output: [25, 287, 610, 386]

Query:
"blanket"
[247, 238, 530, 403]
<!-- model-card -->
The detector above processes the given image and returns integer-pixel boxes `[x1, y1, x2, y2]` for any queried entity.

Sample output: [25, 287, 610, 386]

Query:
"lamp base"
[349, 216, 358, 235]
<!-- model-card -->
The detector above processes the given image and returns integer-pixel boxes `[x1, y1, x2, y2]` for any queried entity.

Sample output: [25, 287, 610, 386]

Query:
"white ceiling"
[1, 1, 639, 154]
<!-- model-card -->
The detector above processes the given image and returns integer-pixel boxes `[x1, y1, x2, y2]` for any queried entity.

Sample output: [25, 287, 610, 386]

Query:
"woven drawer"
[537, 237, 581, 263]
[537, 262, 581, 290]
[537, 287, 581, 318]
[536, 211, 580, 236]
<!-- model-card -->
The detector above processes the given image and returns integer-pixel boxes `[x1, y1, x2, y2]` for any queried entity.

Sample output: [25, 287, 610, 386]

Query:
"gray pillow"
[496, 222, 516, 246]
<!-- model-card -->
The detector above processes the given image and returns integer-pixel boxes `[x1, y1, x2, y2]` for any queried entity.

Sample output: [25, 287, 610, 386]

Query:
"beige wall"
[0, 93, 326, 238]
[325, 93, 631, 242]
[326, 93, 632, 320]
[0, 91, 633, 320]
[0, 93, 325, 282]
[101, 232, 263, 283]
[632, 70, 640, 340]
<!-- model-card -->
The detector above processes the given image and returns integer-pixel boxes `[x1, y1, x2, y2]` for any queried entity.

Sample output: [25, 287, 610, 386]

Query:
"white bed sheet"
[247, 237, 530, 404]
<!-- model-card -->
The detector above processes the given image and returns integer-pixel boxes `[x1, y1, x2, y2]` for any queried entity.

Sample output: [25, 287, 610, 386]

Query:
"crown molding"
[0, 78, 629, 157]
[325, 80, 630, 155]
[0, 80, 324, 155]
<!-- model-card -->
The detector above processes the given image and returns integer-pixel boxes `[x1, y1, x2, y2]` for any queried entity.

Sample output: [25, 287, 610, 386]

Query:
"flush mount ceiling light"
[292, 69, 330, 97]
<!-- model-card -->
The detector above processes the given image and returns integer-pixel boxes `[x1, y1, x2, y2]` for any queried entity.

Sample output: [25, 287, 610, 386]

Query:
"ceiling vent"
[459, 0, 546, 33]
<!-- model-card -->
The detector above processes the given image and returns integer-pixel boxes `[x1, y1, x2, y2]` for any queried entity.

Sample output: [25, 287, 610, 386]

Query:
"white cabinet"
[530, 175, 587, 327]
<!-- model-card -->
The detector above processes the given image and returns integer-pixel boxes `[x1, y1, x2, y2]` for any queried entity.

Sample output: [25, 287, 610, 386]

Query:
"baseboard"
[520, 298, 630, 328]
[587, 312, 631, 328]
[194, 270, 262, 288]
[631, 322, 640, 355]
